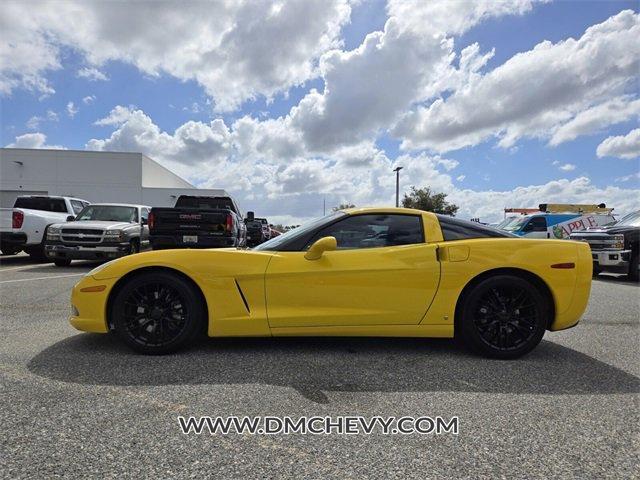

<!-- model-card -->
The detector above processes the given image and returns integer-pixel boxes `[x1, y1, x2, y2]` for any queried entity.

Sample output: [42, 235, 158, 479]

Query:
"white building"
[0, 148, 226, 208]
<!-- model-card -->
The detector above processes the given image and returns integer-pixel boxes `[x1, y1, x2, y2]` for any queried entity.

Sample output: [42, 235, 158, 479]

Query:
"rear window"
[175, 196, 234, 210]
[14, 197, 67, 213]
[437, 215, 515, 241]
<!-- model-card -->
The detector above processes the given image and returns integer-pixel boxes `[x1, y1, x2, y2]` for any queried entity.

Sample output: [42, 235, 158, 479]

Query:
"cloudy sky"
[2, 0, 639, 224]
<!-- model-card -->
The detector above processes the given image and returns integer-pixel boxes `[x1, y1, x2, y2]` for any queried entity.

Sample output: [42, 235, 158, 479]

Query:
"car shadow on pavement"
[28, 335, 639, 403]
[594, 275, 639, 287]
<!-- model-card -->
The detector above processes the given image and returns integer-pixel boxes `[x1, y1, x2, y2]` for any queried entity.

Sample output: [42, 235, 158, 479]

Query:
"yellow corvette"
[70, 207, 592, 359]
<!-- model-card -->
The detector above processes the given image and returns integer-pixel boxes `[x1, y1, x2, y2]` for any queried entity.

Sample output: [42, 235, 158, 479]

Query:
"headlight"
[47, 226, 61, 240]
[612, 234, 625, 250]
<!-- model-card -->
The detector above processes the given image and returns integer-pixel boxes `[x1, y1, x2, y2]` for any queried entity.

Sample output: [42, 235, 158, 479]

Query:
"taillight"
[12, 210, 24, 229]
[148, 211, 155, 230]
[225, 214, 233, 232]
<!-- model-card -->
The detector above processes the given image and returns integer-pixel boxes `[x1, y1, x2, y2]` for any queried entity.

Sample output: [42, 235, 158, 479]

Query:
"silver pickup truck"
[44, 203, 151, 266]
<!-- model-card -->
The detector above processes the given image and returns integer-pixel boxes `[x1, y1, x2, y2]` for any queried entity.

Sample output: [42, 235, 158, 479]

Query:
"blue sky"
[1, 0, 639, 223]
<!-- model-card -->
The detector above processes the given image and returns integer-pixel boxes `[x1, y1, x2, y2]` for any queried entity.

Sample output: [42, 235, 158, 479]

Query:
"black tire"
[628, 250, 639, 282]
[54, 259, 72, 267]
[0, 246, 21, 255]
[111, 271, 205, 354]
[592, 264, 601, 277]
[457, 275, 549, 359]
[128, 239, 140, 255]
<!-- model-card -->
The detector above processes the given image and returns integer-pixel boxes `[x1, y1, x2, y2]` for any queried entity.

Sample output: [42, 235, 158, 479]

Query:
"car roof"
[85, 203, 150, 208]
[342, 207, 432, 216]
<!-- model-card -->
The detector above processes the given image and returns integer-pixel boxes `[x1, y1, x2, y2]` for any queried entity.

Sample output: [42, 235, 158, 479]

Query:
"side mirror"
[66, 215, 75, 222]
[246, 211, 255, 221]
[304, 236, 337, 261]
[141, 218, 148, 225]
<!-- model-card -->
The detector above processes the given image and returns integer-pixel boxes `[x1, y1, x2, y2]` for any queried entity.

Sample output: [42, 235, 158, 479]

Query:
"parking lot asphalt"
[1, 254, 638, 479]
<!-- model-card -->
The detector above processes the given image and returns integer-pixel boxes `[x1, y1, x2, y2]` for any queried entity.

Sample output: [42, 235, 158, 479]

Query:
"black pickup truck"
[570, 210, 639, 280]
[149, 195, 247, 249]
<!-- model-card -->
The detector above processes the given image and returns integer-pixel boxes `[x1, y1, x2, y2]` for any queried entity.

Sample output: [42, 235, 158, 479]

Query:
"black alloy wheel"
[112, 272, 204, 354]
[458, 275, 548, 359]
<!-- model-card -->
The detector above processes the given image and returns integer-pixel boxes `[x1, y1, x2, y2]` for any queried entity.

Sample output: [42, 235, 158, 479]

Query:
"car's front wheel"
[457, 275, 549, 359]
[111, 271, 205, 354]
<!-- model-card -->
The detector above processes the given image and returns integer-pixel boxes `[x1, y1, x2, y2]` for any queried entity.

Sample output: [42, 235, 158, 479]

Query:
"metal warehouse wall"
[0, 148, 227, 208]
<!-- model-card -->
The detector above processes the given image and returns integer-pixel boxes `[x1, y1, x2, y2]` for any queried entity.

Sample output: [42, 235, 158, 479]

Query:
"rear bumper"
[150, 234, 237, 249]
[591, 249, 631, 271]
[45, 242, 130, 261]
[0, 232, 28, 247]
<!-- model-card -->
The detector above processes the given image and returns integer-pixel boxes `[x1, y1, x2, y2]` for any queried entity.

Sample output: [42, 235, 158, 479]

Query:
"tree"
[401, 187, 459, 215]
[332, 203, 355, 212]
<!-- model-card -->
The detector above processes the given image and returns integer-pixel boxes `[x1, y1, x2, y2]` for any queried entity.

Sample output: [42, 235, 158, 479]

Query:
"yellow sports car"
[70, 207, 592, 359]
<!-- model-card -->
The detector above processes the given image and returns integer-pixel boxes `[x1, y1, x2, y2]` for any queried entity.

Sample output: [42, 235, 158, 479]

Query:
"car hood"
[58, 221, 136, 230]
[89, 247, 274, 281]
[571, 225, 637, 236]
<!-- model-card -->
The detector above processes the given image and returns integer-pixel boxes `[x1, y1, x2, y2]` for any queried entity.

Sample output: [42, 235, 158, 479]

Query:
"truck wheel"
[54, 259, 72, 267]
[128, 239, 140, 255]
[0, 246, 21, 255]
[592, 264, 601, 276]
[457, 275, 549, 359]
[629, 250, 639, 282]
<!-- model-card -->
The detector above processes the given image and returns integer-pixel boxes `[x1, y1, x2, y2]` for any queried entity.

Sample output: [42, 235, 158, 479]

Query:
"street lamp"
[393, 166, 403, 207]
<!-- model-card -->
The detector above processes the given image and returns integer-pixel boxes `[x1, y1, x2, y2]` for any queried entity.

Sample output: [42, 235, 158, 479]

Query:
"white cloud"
[393, 10, 640, 152]
[46, 110, 58, 122]
[1, 0, 351, 111]
[456, 175, 466, 182]
[558, 163, 576, 172]
[85, 106, 640, 223]
[82, 95, 96, 105]
[549, 96, 640, 146]
[596, 128, 640, 160]
[5, 132, 64, 149]
[76, 67, 108, 81]
[66, 101, 78, 118]
[26, 116, 41, 130]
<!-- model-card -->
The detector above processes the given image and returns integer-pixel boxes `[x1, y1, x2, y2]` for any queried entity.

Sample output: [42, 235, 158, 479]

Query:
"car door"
[264, 213, 440, 328]
[522, 216, 548, 238]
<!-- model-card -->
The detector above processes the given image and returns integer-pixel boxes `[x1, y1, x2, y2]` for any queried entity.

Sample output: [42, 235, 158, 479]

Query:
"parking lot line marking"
[0, 264, 57, 272]
[0, 273, 84, 284]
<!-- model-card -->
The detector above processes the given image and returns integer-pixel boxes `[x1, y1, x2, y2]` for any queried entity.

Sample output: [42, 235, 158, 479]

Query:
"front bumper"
[0, 232, 28, 247]
[45, 242, 130, 261]
[69, 275, 116, 333]
[591, 249, 631, 271]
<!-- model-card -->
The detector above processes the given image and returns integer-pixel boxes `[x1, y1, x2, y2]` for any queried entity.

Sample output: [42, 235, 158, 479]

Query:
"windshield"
[495, 216, 519, 230]
[502, 216, 530, 231]
[253, 212, 346, 251]
[76, 206, 138, 222]
[615, 211, 640, 227]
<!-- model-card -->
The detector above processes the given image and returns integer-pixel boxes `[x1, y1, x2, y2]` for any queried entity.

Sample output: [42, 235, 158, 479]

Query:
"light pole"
[393, 166, 403, 207]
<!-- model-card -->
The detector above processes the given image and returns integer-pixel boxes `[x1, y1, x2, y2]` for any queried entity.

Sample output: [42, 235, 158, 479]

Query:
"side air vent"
[234, 280, 250, 314]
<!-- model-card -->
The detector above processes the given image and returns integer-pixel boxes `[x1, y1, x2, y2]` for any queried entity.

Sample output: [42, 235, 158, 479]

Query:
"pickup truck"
[0, 195, 89, 258]
[149, 195, 247, 249]
[570, 210, 639, 280]
[44, 203, 151, 266]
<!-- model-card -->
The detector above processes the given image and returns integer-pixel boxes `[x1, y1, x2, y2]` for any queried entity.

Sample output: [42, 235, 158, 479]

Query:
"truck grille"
[61, 228, 105, 244]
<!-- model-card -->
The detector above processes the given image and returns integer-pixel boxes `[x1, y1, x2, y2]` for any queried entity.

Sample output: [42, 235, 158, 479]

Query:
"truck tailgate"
[0, 209, 14, 232]
[151, 208, 229, 233]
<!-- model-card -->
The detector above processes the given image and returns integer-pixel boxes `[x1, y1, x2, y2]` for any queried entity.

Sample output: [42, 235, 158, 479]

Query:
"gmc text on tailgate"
[148, 195, 247, 249]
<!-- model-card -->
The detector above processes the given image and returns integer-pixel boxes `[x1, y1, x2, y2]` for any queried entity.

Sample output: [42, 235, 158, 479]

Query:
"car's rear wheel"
[112, 272, 205, 354]
[458, 275, 548, 359]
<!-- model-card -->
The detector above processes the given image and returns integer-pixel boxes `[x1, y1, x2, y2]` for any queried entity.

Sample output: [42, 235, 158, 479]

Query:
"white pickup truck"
[0, 196, 89, 258]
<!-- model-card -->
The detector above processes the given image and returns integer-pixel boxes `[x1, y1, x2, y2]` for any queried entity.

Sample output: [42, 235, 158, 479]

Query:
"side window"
[141, 208, 149, 223]
[70, 200, 85, 214]
[525, 216, 547, 232]
[306, 214, 423, 250]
